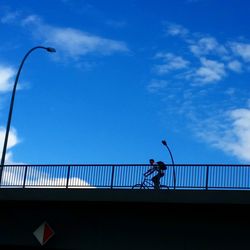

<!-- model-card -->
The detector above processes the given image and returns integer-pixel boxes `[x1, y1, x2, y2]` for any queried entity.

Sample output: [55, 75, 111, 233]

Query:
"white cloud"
[0, 64, 22, 164]
[151, 22, 250, 162]
[189, 37, 227, 57]
[0, 127, 95, 188]
[227, 60, 242, 73]
[0, 126, 93, 187]
[165, 23, 189, 37]
[21, 14, 40, 26]
[152, 23, 246, 88]
[25, 176, 95, 188]
[198, 108, 250, 162]
[21, 15, 129, 59]
[1, 166, 95, 188]
[192, 58, 226, 83]
[154, 53, 189, 75]
[0, 65, 15, 92]
[1, 166, 25, 186]
[192, 106, 250, 162]
[230, 42, 250, 62]
[0, 127, 19, 151]
[147, 79, 168, 93]
[42, 177, 95, 188]
[0, 127, 20, 164]
[50, 27, 128, 56]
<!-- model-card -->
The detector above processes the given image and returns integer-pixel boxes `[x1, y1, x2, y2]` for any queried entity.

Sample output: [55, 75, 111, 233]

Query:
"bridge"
[1, 164, 250, 250]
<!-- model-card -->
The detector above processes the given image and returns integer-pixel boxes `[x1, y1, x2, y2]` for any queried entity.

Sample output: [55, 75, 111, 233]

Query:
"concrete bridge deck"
[1, 188, 250, 204]
[1, 189, 250, 250]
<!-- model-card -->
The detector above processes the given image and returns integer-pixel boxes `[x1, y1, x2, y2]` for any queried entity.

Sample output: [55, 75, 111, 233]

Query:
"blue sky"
[1, 0, 250, 165]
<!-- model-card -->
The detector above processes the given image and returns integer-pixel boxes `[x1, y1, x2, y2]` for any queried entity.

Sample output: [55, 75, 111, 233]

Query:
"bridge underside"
[1, 189, 250, 250]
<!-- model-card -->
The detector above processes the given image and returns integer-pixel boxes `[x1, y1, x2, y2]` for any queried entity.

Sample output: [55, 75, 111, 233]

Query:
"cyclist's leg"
[159, 173, 165, 189]
[155, 181, 160, 190]
[152, 175, 160, 190]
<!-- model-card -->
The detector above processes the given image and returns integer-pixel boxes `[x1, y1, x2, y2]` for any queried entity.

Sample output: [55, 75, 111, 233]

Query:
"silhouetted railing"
[1, 164, 250, 190]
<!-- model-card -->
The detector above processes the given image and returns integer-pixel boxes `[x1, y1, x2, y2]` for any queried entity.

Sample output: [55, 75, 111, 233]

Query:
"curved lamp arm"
[0, 46, 56, 183]
[162, 140, 176, 190]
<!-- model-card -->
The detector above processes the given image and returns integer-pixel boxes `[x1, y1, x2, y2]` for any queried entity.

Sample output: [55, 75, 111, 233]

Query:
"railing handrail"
[3, 164, 250, 167]
[1, 164, 250, 190]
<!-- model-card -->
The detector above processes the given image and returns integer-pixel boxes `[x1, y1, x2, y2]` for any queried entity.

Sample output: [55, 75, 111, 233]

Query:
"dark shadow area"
[1, 189, 250, 249]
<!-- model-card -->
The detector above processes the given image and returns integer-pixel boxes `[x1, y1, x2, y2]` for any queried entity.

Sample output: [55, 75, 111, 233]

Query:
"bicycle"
[132, 168, 169, 190]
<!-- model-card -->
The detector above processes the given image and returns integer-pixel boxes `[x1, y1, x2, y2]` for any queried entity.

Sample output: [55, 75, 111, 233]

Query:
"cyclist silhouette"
[146, 159, 166, 190]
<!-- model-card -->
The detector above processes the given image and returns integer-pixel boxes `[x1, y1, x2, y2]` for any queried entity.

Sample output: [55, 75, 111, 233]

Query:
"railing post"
[205, 165, 209, 190]
[22, 165, 28, 188]
[110, 165, 115, 189]
[66, 165, 71, 188]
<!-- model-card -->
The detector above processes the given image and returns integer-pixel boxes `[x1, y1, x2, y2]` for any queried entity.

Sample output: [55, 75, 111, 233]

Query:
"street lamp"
[0, 46, 56, 183]
[162, 139, 176, 190]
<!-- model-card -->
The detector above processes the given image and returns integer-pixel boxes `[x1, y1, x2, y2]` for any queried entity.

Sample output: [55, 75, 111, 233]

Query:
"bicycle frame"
[132, 173, 169, 190]
[133, 177, 154, 189]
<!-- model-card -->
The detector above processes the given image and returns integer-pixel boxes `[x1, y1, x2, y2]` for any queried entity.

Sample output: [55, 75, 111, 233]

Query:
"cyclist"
[146, 159, 166, 190]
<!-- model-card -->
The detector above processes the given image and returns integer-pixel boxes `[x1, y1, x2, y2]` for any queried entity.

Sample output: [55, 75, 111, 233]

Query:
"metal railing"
[1, 164, 250, 190]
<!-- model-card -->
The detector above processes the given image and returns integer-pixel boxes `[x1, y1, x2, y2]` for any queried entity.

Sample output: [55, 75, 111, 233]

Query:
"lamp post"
[162, 140, 176, 190]
[0, 46, 56, 184]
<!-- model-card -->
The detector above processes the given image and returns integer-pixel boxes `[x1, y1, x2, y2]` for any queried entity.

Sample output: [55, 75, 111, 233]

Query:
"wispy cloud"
[0, 127, 20, 164]
[0, 11, 129, 165]
[147, 79, 168, 93]
[189, 37, 227, 57]
[150, 22, 250, 161]
[165, 23, 189, 37]
[0, 65, 15, 93]
[21, 15, 129, 60]
[191, 58, 226, 84]
[0, 57, 21, 165]
[227, 60, 242, 73]
[152, 22, 250, 87]
[230, 42, 250, 62]
[50, 27, 128, 56]
[196, 108, 250, 162]
[1, 12, 129, 61]
[154, 53, 190, 75]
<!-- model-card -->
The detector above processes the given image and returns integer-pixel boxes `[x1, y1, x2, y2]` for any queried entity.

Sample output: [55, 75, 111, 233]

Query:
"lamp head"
[162, 140, 167, 146]
[46, 47, 56, 53]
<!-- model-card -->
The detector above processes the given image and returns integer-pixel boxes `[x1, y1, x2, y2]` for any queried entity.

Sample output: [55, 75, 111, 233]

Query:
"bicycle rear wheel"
[160, 185, 169, 190]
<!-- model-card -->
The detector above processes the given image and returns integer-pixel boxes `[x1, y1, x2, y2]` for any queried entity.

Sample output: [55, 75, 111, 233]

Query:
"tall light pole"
[162, 140, 176, 190]
[0, 46, 56, 183]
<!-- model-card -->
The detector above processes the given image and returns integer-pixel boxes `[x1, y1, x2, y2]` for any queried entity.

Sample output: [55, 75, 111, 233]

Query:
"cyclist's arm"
[144, 167, 156, 176]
